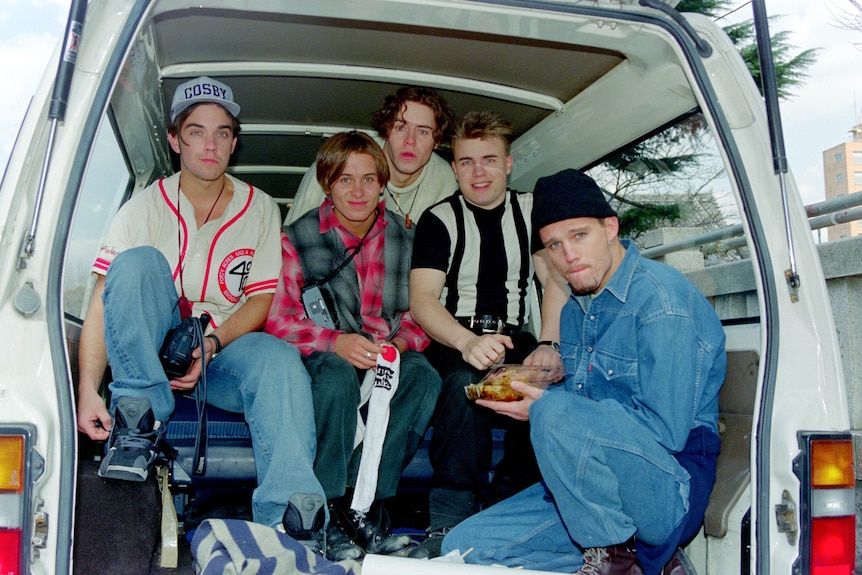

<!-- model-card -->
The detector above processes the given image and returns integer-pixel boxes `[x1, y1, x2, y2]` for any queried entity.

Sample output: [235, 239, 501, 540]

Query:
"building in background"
[822, 118, 862, 240]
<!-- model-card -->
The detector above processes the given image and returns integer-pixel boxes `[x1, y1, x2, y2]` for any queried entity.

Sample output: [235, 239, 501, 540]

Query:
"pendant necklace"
[386, 183, 420, 229]
[201, 178, 227, 226]
[174, 178, 226, 318]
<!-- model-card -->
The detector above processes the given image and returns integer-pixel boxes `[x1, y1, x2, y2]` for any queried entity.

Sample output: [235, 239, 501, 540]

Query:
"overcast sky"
[1, 0, 861, 207]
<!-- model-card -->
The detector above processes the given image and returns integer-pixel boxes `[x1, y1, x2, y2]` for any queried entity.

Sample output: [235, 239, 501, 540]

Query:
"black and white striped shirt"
[411, 190, 534, 327]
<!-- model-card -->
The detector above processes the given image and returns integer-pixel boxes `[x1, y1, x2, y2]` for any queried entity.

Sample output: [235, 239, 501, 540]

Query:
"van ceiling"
[118, 3, 665, 208]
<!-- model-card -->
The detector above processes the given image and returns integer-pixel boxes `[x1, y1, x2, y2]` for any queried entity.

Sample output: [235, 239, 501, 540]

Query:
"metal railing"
[641, 191, 862, 260]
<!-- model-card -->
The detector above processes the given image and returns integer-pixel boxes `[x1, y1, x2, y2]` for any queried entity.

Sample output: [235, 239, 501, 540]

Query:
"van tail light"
[0, 529, 23, 574]
[796, 434, 856, 575]
[0, 429, 39, 575]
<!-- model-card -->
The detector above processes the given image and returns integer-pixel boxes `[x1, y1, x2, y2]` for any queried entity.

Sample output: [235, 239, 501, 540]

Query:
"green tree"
[593, 114, 729, 242]
[678, 0, 819, 99]
[601, 0, 818, 243]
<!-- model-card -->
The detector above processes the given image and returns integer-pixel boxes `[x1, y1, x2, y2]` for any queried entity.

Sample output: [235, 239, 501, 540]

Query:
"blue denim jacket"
[555, 239, 726, 453]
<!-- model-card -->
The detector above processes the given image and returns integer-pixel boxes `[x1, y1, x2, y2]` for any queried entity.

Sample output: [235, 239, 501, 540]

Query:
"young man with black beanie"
[442, 168, 726, 575]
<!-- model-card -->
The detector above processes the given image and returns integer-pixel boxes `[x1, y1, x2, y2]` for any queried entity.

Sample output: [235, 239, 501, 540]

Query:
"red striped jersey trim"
[200, 182, 255, 301]
[93, 258, 111, 273]
[245, 279, 278, 296]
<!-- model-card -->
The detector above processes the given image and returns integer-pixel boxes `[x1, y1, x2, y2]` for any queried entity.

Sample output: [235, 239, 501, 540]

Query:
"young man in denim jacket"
[443, 169, 726, 575]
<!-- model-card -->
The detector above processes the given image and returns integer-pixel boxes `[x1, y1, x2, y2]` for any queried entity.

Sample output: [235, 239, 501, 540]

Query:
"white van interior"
[57, 2, 760, 572]
[12, 0, 840, 573]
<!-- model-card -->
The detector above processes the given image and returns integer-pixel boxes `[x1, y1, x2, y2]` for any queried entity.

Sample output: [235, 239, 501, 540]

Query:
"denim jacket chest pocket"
[588, 348, 640, 404]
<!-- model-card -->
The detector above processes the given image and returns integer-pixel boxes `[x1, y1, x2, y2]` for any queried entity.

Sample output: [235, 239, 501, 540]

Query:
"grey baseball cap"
[170, 76, 241, 121]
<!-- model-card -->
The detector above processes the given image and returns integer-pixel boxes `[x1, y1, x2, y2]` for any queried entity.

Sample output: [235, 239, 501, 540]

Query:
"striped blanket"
[192, 519, 361, 575]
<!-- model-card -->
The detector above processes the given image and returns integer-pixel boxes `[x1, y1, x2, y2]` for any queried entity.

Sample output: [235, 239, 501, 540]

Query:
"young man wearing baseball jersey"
[75, 76, 324, 529]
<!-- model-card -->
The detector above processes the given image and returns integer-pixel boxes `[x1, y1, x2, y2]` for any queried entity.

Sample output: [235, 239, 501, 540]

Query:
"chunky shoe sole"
[97, 461, 150, 482]
[98, 397, 161, 482]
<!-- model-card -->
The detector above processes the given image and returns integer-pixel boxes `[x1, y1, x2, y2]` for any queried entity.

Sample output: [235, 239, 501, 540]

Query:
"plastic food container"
[464, 364, 564, 401]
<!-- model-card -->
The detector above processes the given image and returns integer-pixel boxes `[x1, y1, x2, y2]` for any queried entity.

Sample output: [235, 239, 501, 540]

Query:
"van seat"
[703, 350, 758, 538]
[161, 349, 758, 535]
[162, 396, 453, 488]
[163, 395, 257, 486]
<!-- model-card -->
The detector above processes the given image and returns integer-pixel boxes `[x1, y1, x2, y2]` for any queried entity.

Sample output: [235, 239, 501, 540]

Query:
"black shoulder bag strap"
[193, 313, 211, 476]
[305, 208, 380, 336]
[313, 208, 380, 287]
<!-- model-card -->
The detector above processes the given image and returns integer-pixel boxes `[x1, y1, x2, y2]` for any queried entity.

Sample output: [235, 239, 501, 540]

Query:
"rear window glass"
[586, 113, 756, 321]
[63, 117, 131, 319]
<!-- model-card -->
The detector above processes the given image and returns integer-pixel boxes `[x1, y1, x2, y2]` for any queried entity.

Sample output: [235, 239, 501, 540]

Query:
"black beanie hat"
[532, 169, 616, 232]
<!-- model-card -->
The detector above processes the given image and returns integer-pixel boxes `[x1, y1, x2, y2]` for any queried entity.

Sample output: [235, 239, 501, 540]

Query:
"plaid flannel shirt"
[265, 201, 429, 355]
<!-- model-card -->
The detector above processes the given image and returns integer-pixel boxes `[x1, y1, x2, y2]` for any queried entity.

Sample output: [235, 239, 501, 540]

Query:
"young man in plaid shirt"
[266, 131, 441, 561]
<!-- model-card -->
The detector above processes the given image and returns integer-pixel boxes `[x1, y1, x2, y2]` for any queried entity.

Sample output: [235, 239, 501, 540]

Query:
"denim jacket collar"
[573, 239, 639, 311]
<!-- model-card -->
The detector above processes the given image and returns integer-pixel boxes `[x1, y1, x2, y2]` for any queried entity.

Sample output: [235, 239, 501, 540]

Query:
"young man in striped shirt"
[409, 111, 569, 557]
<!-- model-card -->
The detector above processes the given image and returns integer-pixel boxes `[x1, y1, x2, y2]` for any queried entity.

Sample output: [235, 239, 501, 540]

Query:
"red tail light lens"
[0, 528, 22, 574]
[800, 435, 856, 575]
[811, 515, 855, 575]
[0, 431, 34, 575]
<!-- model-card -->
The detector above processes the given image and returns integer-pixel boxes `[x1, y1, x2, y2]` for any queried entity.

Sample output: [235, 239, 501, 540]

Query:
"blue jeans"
[103, 246, 324, 528]
[302, 349, 441, 500]
[442, 390, 690, 572]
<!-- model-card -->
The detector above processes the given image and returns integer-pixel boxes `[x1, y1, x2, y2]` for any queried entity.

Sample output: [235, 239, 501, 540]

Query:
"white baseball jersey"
[93, 172, 281, 327]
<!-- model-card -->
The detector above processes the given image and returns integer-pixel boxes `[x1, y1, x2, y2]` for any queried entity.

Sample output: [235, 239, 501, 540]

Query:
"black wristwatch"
[537, 340, 560, 352]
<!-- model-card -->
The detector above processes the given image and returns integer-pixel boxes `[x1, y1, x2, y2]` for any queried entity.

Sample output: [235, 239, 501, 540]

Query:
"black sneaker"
[350, 500, 411, 555]
[325, 522, 365, 561]
[325, 499, 365, 561]
[98, 396, 163, 482]
[281, 493, 326, 556]
[329, 497, 411, 556]
[407, 526, 452, 559]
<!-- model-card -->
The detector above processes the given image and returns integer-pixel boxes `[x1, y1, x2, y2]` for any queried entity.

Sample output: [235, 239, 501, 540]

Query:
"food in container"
[464, 364, 564, 401]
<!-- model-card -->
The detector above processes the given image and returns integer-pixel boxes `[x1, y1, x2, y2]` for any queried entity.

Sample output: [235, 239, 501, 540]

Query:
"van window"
[585, 113, 759, 321]
[586, 112, 742, 266]
[63, 117, 132, 319]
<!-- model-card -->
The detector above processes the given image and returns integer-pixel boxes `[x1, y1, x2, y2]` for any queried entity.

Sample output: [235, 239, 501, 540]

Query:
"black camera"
[301, 284, 338, 329]
[159, 313, 211, 379]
